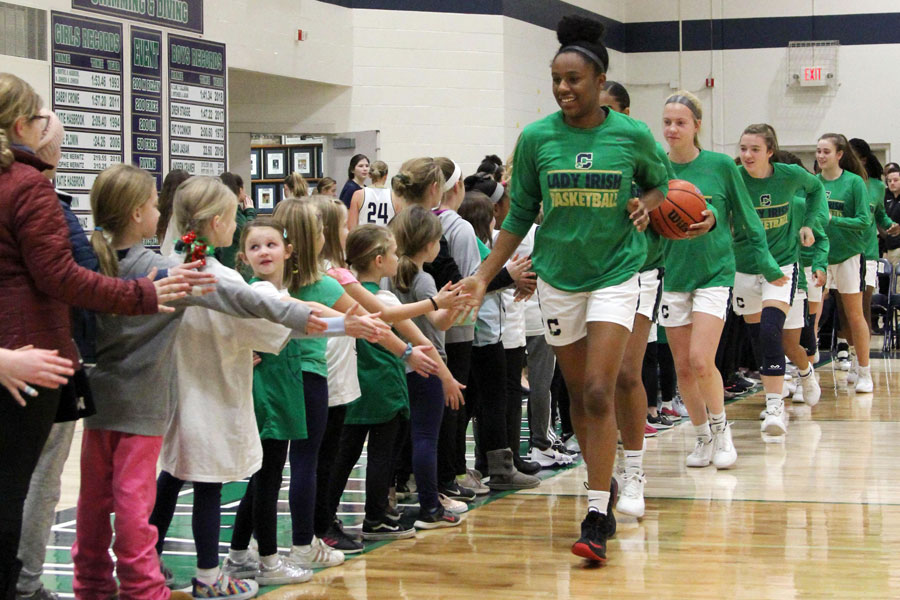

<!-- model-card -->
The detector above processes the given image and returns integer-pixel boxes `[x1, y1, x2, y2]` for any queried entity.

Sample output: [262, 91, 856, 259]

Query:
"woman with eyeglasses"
[0, 73, 187, 598]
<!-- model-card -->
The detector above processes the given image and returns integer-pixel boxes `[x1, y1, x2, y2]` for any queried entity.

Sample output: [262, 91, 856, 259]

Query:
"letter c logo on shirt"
[575, 153, 593, 170]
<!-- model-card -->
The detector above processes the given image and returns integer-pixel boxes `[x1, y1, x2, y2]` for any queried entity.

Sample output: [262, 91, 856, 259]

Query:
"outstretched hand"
[0, 346, 74, 406]
[148, 267, 189, 313]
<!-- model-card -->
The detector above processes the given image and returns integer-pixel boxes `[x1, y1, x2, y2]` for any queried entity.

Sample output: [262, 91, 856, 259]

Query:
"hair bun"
[557, 15, 605, 46]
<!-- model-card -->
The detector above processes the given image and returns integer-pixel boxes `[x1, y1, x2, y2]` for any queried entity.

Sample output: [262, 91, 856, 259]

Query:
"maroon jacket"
[0, 150, 158, 363]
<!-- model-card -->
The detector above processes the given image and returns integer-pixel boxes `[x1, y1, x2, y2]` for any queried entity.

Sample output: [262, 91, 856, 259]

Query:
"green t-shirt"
[503, 109, 669, 292]
[636, 143, 677, 272]
[865, 178, 894, 260]
[219, 205, 256, 270]
[736, 163, 827, 271]
[794, 191, 830, 275]
[249, 278, 307, 440]
[344, 282, 410, 425]
[664, 150, 782, 292]
[295, 275, 345, 378]
[818, 170, 871, 264]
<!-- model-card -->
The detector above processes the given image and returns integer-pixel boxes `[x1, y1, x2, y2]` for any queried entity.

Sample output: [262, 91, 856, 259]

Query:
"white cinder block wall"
[624, 0, 900, 163]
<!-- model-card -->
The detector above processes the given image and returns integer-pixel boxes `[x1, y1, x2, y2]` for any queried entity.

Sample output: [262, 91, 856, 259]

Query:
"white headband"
[443, 162, 462, 192]
[489, 181, 505, 204]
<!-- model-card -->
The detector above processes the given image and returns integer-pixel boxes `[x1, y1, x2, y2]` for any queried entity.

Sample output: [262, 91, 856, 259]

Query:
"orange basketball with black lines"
[649, 179, 707, 240]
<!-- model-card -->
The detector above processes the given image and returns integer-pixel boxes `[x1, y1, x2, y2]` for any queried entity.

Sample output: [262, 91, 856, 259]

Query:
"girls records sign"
[72, 0, 204, 34]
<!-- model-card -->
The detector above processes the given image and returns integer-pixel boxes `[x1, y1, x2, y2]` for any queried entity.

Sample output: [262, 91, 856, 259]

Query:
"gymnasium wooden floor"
[48, 355, 900, 600]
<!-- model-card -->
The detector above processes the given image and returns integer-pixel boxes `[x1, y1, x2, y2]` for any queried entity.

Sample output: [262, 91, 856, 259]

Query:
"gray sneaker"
[16, 586, 59, 600]
[458, 470, 489, 495]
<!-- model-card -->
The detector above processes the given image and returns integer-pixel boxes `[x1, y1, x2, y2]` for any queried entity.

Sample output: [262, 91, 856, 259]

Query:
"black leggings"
[325, 414, 403, 522]
[468, 343, 509, 454]
[0, 387, 60, 600]
[289, 373, 329, 546]
[230, 439, 289, 556]
[658, 342, 677, 403]
[551, 363, 573, 437]
[313, 404, 347, 537]
[150, 472, 223, 569]
[438, 341, 472, 484]
[504, 346, 526, 456]
[642, 341, 660, 408]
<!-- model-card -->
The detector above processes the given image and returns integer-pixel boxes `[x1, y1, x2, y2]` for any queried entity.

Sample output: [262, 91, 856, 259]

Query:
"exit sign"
[801, 65, 827, 87]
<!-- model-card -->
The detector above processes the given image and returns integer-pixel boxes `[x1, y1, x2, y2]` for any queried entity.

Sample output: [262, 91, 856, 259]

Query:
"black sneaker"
[513, 455, 541, 475]
[413, 506, 465, 530]
[321, 523, 364, 554]
[361, 516, 416, 541]
[647, 413, 675, 430]
[571, 510, 616, 563]
[438, 480, 475, 502]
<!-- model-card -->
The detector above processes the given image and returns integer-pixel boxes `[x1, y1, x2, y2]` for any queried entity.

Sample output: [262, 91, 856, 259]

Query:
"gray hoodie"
[85, 246, 311, 437]
[437, 210, 481, 344]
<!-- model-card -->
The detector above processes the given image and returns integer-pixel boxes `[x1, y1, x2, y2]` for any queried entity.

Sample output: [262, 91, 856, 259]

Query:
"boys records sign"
[131, 27, 163, 188]
[72, 0, 204, 34]
[51, 11, 124, 225]
[168, 34, 227, 176]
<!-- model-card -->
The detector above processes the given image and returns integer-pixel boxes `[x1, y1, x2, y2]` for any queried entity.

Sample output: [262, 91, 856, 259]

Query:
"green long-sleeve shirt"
[504, 109, 669, 292]
[736, 163, 827, 271]
[865, 178, 894, 260]
[792, 192, 829, 291]
[664, 150, 782, 292]
[818, 170, 870, 264]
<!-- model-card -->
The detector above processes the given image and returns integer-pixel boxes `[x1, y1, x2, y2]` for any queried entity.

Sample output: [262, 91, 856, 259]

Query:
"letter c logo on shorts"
[660, 305, 669, 319]
[547, 318, 562, 336]
[575, 153, 593, 170]
[736, 297, 745, 308]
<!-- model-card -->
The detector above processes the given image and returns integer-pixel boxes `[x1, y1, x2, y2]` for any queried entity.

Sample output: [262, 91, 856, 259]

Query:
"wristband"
[402, 342, 414, 361]
[429, 296, 439, 311]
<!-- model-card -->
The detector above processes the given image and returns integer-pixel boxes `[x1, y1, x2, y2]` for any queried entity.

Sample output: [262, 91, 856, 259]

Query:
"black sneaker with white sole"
[414, 506, 465, 530]
[321, 522, 364, 554]
[438, 480, 475, 502]
[647, 413, 676, 429]
[361, 516, 416, 540]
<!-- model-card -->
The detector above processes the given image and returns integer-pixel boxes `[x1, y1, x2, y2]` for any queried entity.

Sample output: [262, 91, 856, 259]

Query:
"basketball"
[649, 180, 707, 240]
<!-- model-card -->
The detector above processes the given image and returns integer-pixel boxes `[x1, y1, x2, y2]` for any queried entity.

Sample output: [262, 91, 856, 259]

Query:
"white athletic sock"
[587, 488, 611, 515]
[661, 400, 674, 409]
[229, 548, 249, 562]
[694, 422, 712, 442]
[623, 449, 644, 476]
[260, 554, 280, 569]
[859, 365, 871, 376]
[837, 337, 848, 346]
[709, 411, 726, 433]
[196, 567, 218, 585]
[798, 365, 812, 378]
[766, 393, 783, 411]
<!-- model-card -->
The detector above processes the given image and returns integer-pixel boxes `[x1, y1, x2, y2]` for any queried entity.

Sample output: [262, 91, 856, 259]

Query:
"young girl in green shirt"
[736, 123, 827, 434]
[461, 16, 670, 564]
[816, 133, 874, 393]
[661, 92, 784, 470]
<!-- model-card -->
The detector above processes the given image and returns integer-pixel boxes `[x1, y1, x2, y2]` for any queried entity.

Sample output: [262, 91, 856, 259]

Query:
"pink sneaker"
[644, 423, 659, 438]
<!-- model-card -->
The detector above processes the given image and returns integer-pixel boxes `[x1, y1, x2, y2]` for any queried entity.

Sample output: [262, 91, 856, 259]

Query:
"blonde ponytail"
[283, 172, 309, 198]
[172, 177, 236, 262]
[89, 164, 155, 276]
[0, 130, 13, 170]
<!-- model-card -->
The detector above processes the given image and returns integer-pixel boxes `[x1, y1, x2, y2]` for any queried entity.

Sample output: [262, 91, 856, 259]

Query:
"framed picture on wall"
[250, 148, 261, 180]
[316, 146, 324, 178]
[254, 183, 278, 213]
[264, 148, 287, 179]
[290, 148, 314, 178]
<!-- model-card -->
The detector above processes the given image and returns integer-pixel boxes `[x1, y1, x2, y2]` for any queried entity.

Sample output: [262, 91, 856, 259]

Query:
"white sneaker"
[674, 398, 690, 417]
[761, 404, 787, 436]
[712, 423, 737, 469]
[222, 554, 259, 579]
[800, 371, 821, 407]
[791, 384, 804, 403]
[855, 373, 874, 393]
[837, 358, 851, 371]
[438, 493, 468, 514]
[759, 408, 767, 420]
[686, 436, 714, 468]
[256, 556, 313, 586]
[564, 436, 581, 454]
[286, 537, 345, 569]
[813, 350, 820, 364]
[529, 446, 573, 468]
[616, 470, 646, 518]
